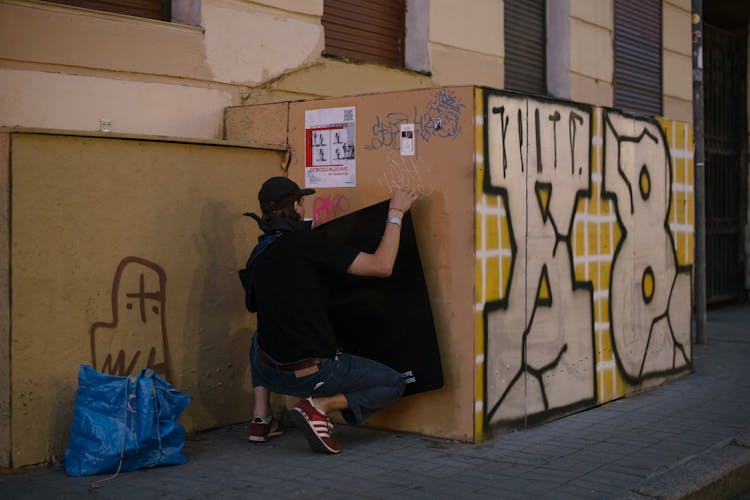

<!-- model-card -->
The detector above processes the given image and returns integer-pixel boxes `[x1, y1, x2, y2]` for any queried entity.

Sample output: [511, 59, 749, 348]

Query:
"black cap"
[258, 176, 315, 204]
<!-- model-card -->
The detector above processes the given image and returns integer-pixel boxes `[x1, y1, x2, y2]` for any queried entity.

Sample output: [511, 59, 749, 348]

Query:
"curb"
[620, 431, 750, 499]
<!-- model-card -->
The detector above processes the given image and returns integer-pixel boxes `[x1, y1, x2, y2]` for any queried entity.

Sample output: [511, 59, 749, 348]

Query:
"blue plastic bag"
[64, 365, 191, 477]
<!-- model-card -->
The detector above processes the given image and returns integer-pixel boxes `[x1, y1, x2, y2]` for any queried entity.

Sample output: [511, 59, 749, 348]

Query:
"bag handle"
[89, 377, 131, 489]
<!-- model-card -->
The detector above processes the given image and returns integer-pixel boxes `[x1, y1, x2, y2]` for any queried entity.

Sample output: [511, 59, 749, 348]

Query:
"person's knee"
[391, 370, 406, 398]
[376, 368, 405, 403]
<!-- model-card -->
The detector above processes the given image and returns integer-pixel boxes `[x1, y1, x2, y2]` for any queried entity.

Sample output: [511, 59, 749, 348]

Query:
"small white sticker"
[400, 123, 415, 156]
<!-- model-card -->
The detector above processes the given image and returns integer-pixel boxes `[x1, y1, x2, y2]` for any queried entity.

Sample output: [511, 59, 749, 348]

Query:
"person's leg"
[290, 355, 405, 454]
[310, 393, 348, 413]
[312, 354, 405, 425]
[253, 385, 271, 418]
[248, 334, 283, 442]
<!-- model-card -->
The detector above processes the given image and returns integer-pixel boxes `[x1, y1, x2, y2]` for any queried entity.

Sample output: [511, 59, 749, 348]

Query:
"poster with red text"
[304, 106, 356, 188]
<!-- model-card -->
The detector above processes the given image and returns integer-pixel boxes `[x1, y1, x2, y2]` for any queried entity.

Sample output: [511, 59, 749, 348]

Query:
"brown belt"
[257, 348, 321, 372]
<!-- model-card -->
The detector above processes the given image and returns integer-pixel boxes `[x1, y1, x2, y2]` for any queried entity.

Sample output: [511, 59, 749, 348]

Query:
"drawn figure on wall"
[484, 93, 596, 425]
[90, 256, 171, 379]
[602, 111, 691, 383]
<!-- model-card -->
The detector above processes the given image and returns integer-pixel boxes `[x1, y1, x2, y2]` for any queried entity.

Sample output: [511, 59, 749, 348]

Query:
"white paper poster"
[304, 106, 356, 188]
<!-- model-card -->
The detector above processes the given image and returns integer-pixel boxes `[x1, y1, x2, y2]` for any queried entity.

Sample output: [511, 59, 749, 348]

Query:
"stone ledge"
[619, 429, 750, 500]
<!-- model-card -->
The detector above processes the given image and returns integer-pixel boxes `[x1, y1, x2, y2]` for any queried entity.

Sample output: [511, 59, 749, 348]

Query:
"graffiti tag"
[312, 193, 351, 225]
[365, 89, 465, 151]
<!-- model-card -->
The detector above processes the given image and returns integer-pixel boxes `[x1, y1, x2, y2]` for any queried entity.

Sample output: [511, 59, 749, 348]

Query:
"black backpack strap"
[238, 232, 281, 312]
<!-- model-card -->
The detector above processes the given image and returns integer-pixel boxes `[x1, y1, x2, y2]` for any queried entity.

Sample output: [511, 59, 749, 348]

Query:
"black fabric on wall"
[316, 200, 443, 396]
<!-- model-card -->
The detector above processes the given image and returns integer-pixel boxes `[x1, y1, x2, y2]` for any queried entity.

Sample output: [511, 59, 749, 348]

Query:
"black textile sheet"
[315, 200, 443, 396]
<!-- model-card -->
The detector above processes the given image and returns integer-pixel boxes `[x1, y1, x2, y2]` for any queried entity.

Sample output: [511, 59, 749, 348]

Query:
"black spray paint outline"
[601, 109, 693, 385]
[482, 90, 597, 428]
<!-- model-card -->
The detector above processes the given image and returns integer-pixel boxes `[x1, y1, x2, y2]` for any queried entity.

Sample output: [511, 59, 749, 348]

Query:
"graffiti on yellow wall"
[90, 256, 172, 380]
[474, 89, 694, 434]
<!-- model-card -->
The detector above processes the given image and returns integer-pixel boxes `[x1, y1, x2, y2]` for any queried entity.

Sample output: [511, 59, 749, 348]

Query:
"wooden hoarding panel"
[10, 133, 283, 467]
[288, 87, 477, 441]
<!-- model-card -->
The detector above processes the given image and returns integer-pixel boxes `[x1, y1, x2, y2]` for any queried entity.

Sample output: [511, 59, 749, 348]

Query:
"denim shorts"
[250, 333, 405, 425]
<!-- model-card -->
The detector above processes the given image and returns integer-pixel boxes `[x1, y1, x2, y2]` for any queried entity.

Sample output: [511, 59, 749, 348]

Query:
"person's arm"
[346, 189, 418, 277]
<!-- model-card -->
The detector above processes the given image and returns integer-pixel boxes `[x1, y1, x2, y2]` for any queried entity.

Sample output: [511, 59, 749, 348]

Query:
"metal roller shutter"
[323, 0, 405, 68]
[613, 0, 662, 115]
[504, 0, 546, 95]
[44, 0, 170, 21]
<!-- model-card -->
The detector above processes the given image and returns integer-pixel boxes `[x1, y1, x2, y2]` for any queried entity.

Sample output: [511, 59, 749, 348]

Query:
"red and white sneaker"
[248, 416, 283, 442]
[290, 398, 341, 454]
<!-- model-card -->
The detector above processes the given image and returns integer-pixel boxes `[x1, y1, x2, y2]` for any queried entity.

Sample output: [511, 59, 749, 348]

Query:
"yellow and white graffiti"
[474, 89, 694, 435]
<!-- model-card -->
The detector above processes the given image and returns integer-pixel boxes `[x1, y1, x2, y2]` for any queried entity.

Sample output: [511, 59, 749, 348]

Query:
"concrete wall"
[3, 131, 284, 468]
[476, 89, 693, 434]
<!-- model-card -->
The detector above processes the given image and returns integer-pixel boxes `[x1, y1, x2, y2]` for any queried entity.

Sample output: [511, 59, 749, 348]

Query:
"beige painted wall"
[0, 0, 497, 139]
[0, 0, 326, 138]
[5, 132, 284, 468]
[563, 0, 693, 121]
[569, 0, 614, 106]
[247, 0, 506, 102]
[0, 68, 236, 139]
[1, 0, 694, 143]
[248, 59, 434, 105]
[663, 0, 693, 122]
[428, 0, 504, 88]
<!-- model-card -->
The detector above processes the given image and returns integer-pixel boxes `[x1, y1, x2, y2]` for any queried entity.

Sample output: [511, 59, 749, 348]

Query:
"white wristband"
[387, 216, 402, 226]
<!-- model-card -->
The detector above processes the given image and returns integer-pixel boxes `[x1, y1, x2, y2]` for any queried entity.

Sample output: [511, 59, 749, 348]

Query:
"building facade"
[1, 0, 695, 136]
[0, 0, 746, 470]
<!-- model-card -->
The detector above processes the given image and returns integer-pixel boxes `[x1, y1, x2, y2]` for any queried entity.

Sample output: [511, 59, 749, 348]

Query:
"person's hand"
[388, 189, 418, 214]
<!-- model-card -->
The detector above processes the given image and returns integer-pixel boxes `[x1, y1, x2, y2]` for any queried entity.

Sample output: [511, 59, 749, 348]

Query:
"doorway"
[703, 22, 748, 303]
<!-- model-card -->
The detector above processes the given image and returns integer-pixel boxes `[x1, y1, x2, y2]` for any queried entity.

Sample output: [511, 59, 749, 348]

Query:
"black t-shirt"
[250, 220, 359, 362]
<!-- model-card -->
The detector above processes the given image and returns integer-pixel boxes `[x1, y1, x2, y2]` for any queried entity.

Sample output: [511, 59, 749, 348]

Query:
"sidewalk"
[2, 305, 749, 499]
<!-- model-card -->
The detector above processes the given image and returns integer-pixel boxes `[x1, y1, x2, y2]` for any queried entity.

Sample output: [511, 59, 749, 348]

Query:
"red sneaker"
[248, 417, 283, 442]
[290, 398, 341, 454]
